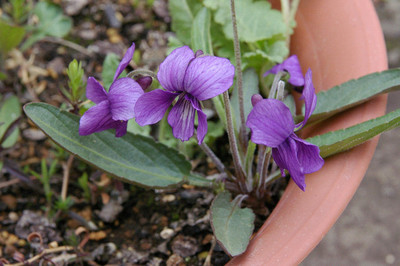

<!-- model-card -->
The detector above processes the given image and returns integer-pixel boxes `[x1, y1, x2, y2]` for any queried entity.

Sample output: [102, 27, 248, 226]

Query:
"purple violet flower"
[79, 43, 144, 137]
[264, 55, 305, 87]
[134, 46, 235, 144]
[247, 69, 324, 191]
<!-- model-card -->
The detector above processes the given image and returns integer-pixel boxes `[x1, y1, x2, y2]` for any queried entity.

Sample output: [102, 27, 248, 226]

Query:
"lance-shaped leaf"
[297, 69, 400, 125]
[187, 7, 229, 132]
[24, 103, 193, 188]
[307, 108, 400, 158]
[191, 7, 213, 55]
[185, 172, 212, 187]
[211, 192, 255, 257]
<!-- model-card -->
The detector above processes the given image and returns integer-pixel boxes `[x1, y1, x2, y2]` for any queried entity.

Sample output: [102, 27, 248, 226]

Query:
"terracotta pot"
[229, 0, 387, 265]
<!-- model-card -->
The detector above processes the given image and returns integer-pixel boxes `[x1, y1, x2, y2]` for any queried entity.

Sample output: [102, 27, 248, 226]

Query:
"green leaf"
[231, 68, 259, 132]
[302, 69, 400, 125]
[24, 103, 192, 188]
[102, 53, 126, 90]
[206, 0, 286, 42]
[307, 108, 400, 158]
[209, 24, 235, 62]
[0, 95, 21, 148]
[185, 172, 212, 187]
[21, 2, 72, 50]
[211, 192, 255, 256]
[33, 2, 72, 37]
[0, 20, 25, 54]
[191, 7, 213, 55]
[0, 71, 7, 81]
[167, 36, 185, 54]
[127, 119, 151, 137]
[242, 40, 288, 69]
[168, 0, 203, 44]
[211, 95, 227, 129]
[10, 0, 30, 23]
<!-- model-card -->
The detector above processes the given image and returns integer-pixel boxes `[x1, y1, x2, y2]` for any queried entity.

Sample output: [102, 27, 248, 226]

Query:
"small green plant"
[9, 0, 31, 24]
[54, 196, 74, 212]
[29, 158, 58, 210]
[77, 172, 91, 202]
[61, 59, 86, 113]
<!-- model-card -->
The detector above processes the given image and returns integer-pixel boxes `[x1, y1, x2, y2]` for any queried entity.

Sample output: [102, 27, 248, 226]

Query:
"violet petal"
[246, 99, 294, 147]
[272, 137, 306, 191]
[196, 110, 207, 144]
[296, 69, 317, 128]
[86, 77, 108, 104]
[108, 77, 144, 121]
[167, 95, 196, 142]
[134, 89, 179, 126]
[291, 134, 324, 174]
[188, 95, 207, 144]
[115, 121, 128, 137]
[157, 46, 194, 92]
[264, 55, 305, 87]
[113, 42, 135, 82]
[79, 101, 116, 136]
[183, 56, 235, 101]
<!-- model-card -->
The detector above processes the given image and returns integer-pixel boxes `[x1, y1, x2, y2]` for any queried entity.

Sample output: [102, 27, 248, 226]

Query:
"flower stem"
[244, 140, 256, 178]
[268, 71, 285, 99]
[281, 0, 301, 48]
[290, 0, 301, 22]
[61, 155, 74, 201]
[258, 148, 271, 198]
[230, 0, 247, 149]
[199, 141, 226, 174]
[280, 0, 291, 47]
[223, 91, 247, 193]
[264, 169, 283, 186]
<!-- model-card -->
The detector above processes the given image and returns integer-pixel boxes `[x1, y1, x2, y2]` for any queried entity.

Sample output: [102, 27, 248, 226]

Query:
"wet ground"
[303, 1, 400, 265]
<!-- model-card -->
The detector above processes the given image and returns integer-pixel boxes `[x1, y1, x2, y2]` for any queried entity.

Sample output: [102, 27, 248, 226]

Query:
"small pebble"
[48, 241, 58, 248]
[162, 194, 176, 203]
[89, 231, 107, 241]
[22, 128, 46, 141]
[197, 251, 209, 260]
[202, 234, 214, 245]
[17, 239, 26, 247]
[8, 212, 19, 223]
[386, 254, 396, 264]
[171, 235, 199, 258]
[160, 227, 174, 240]
[166, 254, 185, 266]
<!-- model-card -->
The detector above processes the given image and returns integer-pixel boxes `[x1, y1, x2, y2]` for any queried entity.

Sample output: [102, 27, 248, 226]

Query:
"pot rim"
[229, 0, 388, 264]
